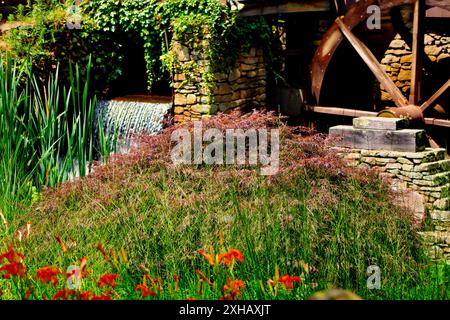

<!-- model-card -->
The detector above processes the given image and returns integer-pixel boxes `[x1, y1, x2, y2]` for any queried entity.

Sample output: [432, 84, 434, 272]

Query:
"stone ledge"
[330, 126, 427, 152]
[353, 117, 408, 130]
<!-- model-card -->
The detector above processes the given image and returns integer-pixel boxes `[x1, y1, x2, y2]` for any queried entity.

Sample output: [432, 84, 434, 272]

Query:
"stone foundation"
[172, 38, 266, 123]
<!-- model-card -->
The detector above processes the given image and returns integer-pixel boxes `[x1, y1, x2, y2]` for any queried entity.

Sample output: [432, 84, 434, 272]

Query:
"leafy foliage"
[5, 0, 273, 93]
[4, 1, 125, 94]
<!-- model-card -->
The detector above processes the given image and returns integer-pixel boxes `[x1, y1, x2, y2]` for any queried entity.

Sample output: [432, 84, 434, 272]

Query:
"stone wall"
[340, 148, 449, 210]
[338, 147, 450, 262]
[380, 33, 450, 102]
[172, 38, 266, 123]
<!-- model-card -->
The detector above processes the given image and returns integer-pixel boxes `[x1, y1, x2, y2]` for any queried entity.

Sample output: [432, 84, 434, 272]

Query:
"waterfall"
[95, 98, 172, 154]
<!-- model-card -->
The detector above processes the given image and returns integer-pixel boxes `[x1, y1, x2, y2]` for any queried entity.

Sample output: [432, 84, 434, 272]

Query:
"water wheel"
[310, 0, 450, 148]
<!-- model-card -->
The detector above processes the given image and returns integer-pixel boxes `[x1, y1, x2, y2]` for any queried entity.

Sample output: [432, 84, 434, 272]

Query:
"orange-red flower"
[279, 274, 302, 289]
[223, 279, 245, 292]
[79, 291, 93, 300]
[0, 245, 24, 264]
[198, 248, 216, 266]
[0, 262, 27, 279]
[36, 266, 61, 285]
[52, 289, 77, 300]
[174, 275, 179, 293]
[218, 249, 244, 265]
[136, 284, 156, 298]
[97, 273, 121, 289]
[222, 279, 245, 300]
[91, 294, 112, 300]
[79, 291, 112, 300]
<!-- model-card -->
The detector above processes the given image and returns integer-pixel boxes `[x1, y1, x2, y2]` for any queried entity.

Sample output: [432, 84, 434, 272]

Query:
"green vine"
[4, 0, 275, 94]
[84, 0, 273, 92]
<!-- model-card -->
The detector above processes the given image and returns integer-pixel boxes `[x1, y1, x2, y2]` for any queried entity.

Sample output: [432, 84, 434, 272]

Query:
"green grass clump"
[0, 54, 105, 223]
[1, 112, 447, 300]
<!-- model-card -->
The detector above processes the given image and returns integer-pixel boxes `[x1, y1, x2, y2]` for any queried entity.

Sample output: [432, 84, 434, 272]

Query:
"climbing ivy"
[83, 0, 273, 92]
[4, 0, 274, 93]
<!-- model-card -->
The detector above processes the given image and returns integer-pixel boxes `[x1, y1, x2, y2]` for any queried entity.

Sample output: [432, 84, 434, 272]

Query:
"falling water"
[95, 98, 172, 154]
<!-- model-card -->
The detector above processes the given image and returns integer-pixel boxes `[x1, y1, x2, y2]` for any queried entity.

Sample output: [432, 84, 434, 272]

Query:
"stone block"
[329, 126, 427, 152]
[414, 159, 450, 173]
[191, 104, 210, 114]
[353, 117, 408, 131]
[434, 198, 450, 210]
[174, 107, 185, 114]
[431, 211, 450, 222]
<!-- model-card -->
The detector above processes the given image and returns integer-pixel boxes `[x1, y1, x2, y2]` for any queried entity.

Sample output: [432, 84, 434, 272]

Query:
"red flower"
[36, 266, 61, 285]
[52, 289, 77, 300]
[97, 273, 121, 289]
[218, 249, 244, 265]
[136, 284, 156, 298]
[0, 262, 27, 279]
[279, 275, 302, 289]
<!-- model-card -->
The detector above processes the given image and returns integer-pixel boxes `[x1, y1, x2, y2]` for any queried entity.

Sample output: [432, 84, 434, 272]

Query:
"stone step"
[329, 126, 427, 152]
[353, 117, 408, 130]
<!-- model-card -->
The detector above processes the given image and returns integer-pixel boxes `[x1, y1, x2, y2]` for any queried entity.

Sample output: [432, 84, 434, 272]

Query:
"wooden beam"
[308, 106, 377, 117]
[238, 0, 330, 16]
[409, 0, 426, 105]
[420, 78, 450, 112]
[335, 17, 409, 108]
[309, 105, 450, 128]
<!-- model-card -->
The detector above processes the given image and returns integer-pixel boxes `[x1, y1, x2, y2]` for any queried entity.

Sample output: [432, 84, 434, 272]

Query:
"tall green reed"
[0, 54, 113, 228]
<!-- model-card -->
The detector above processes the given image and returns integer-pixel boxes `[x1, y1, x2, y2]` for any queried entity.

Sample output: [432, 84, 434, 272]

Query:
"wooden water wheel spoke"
[409, 0, 426, 105]
[420, 78, 450, 112]
[335, 17, 409, 108]
[310, 0, 450, 149]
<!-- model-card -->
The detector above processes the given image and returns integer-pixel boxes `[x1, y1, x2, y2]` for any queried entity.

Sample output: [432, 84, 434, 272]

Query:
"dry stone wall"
[172, 38, 266, 123]
[338, 147, 450, 262]
[340, 148, 450, 210]
[380, 33, 450, 102]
